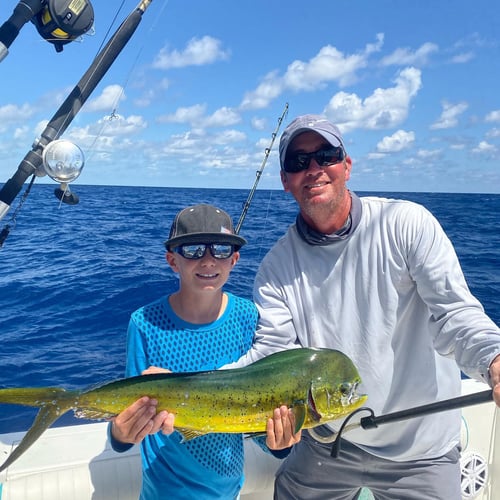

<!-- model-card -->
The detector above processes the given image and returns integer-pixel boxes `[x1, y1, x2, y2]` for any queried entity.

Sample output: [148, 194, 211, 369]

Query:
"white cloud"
[417, 148, 442, 159]
[134, 78, 170, 108]
[158, 104, 207, 124]
[35, 120, 49, 137]
[376, 130, 415, 153]
[13, 126, 29, 140]
[453, 32, 493, 50]
[283, 45, 370, 90]
[430, 101, 468, 129]
[367, 152, 387, 160]
[486, 127, 500, 138]
[158, 104, 240, 128]
[64, 114, 147, 156]
[202, 107, 241, 127]
[152, 36, 230, 69]
[380, 42, 438, 67]
[84, 85, 125, 113]
[324, 67, 422, 132]
[485, 110, 500, 122]
[472, 141, 496, 153]
[240, 35, 384, 110]
[0, 103, 34, 131]
[211, 129, 246, 145]
[239, 70, 285, 110]
[251, 117, 267, 131]
[450, 52, 474, 64]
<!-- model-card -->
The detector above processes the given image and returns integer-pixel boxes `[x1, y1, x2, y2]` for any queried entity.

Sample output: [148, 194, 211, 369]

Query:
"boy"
[109, 204, 296, 499]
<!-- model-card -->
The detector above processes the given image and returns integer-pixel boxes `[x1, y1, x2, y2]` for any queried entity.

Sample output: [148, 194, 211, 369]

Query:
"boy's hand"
[110, 396, 175, 444]
[266, 405, 302, 450]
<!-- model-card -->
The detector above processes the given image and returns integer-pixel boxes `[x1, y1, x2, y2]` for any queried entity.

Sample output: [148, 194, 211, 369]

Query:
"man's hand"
[489, 354, 500, 408]
[266, 405, 302, 450]
[142, 365, 171, 375]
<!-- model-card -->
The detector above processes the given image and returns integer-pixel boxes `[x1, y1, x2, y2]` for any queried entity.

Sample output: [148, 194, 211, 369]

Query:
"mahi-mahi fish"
[0, 347, 366, 472]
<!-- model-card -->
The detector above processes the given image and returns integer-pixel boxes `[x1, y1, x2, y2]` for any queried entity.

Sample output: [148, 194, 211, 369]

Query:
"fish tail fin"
[0, 388, 77, 473]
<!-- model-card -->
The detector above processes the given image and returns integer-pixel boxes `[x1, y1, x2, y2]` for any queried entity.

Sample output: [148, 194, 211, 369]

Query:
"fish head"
[309, 378, 367, 422]
[306, 349, 367, 425]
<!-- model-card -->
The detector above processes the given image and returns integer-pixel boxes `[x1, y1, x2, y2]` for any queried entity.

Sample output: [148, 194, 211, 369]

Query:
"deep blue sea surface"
[0, 185, 498, 433]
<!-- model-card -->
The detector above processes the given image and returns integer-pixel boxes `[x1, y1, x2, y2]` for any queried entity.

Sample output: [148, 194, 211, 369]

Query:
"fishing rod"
[0, 0, 154, 246]
[330, 388, 493, 458]
[235, 102, 289, 235]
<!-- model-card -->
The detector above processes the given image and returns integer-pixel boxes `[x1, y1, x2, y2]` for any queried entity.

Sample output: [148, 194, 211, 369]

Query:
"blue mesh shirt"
[116, 292, 258, 500]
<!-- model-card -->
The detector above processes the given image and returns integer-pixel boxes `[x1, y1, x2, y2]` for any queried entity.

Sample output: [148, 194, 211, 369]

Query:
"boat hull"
[0, 379, 497, 499]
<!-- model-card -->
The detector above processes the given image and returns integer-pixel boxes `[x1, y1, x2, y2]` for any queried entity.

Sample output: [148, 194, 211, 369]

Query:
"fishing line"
[254, 189, 279, 264]
[84, 0, 170, 165]
[235, 103, 288, 235]
[0, 175, 36, 248]
[330, 407, 373, 458]
[235, 103, 288, 265]
[329, 389, 493, 458]
[93, 1, 128, 56]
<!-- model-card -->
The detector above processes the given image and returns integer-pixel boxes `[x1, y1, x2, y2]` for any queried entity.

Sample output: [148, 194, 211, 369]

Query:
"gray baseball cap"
[279, 114, 345, 170]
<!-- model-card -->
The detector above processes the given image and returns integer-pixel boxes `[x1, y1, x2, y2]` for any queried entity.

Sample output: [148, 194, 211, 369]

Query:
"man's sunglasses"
[174, 243, 235, 260]
[284, 146, 345, 173]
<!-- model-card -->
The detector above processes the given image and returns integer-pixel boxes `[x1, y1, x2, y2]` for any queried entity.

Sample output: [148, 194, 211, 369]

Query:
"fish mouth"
[308, 387, 322, 421]
[340, 381, 364, 407]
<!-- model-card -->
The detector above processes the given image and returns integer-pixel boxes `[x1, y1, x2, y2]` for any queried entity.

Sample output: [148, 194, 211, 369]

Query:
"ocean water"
[0, 185, 498, 433]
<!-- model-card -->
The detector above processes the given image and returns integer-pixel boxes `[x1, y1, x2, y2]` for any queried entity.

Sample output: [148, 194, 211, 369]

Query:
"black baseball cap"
[164, 204, 247, 250]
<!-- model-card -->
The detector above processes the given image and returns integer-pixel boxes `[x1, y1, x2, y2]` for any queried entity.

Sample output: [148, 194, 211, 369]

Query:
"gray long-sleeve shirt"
[231, 196, 500, 461]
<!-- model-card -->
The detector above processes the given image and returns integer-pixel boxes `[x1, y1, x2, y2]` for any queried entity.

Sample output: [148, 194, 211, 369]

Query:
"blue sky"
[1, 0, 499, 193]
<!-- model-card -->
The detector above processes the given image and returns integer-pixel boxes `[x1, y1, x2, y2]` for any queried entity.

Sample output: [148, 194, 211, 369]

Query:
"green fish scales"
[0, 348, 367, 472]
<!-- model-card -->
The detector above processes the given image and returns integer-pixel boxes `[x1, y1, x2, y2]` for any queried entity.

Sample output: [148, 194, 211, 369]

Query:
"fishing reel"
[40, 139, 85, 205]
[0, 0, 94, 61]
[32, 0, 95, 53]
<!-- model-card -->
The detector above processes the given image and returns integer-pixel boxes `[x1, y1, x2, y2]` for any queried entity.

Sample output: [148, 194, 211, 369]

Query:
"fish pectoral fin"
[177, 428, 209, 443]
[290, 403, 307, 434]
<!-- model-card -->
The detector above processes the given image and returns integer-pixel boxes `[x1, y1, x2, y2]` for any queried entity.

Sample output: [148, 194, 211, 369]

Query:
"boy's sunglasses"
[174, 243, 235, 260]
[284, 146, 345, 173]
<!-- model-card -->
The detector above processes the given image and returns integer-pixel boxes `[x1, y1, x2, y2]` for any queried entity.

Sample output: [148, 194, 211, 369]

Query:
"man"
[233, 115, 500, 499]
